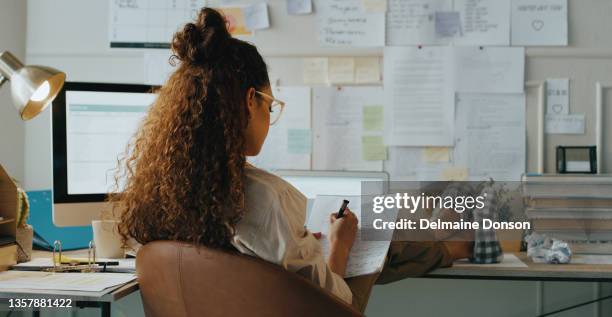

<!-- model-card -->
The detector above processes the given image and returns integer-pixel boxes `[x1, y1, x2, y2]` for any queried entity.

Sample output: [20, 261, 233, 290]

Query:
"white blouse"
[231, 165, 352, 304]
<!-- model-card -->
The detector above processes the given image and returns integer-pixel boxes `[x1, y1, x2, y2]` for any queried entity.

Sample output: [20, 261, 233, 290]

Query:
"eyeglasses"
[256, 91, 285, 125]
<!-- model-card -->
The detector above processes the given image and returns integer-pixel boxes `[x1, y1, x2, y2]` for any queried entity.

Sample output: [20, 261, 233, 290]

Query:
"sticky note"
[287, 129, 312, 154]
[545, 114, 585, 134]
[423, 147, 451, 163]
[217, 7, 252, 36]
[287, 0, 312, 15]
[362, 136, 387, 161]
[435, 11, 462, 38]
[244, 3, 270, 31]
[441, 167, 468, 181]
[363, 105, 384, 131]
[355, 57, 381, 84]
[362, 0, 387, 12]
[303, 58, 328, 84]
[328, 57, 355, 84]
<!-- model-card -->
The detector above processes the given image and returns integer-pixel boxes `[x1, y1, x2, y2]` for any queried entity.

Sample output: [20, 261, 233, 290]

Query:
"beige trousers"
[345, 241, 454, 313]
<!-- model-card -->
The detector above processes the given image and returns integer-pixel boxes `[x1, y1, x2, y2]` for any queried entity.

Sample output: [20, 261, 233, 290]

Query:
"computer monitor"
[52, 82, 157, 227]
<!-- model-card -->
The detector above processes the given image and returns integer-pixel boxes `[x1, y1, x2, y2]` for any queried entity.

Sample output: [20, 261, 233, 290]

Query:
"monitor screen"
[65, 90, 156, 195]
[53, 82, 157, 203]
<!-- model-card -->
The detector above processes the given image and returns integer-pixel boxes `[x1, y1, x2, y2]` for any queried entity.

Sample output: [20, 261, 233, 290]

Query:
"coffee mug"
[92, 220, 124, 258]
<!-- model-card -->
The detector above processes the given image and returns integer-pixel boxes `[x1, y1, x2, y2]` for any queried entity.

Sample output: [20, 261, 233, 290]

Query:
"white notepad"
[306, 195, 391, 278]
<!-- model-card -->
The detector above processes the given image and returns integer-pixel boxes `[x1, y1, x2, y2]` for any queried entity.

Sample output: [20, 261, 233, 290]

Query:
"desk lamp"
[0, 51, 65, 268]
[0, 51, 66, 120]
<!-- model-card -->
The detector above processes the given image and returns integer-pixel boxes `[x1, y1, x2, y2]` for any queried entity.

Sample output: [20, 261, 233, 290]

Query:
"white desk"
[0, 250, 138, 317]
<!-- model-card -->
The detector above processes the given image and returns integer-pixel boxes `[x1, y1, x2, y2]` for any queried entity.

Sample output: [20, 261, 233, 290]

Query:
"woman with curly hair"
[113, 7, 472, 313]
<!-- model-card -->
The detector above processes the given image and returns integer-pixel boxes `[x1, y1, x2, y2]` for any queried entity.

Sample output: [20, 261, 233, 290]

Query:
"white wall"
[0, 0, 27, 183]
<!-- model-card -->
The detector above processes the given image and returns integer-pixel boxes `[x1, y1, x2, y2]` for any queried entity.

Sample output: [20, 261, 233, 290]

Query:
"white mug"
[91, 220, 124, 258]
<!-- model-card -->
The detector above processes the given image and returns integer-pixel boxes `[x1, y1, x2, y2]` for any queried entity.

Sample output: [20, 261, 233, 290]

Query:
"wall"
[0, 0, 27, 183]
[23, 0, 612, 316]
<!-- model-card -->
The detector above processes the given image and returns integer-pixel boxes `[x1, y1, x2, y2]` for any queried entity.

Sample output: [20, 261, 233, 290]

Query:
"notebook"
[306, 195, 392, 278]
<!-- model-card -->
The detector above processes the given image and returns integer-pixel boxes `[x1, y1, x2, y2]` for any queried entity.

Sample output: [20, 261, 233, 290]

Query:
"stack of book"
[523, 174, 612, 254]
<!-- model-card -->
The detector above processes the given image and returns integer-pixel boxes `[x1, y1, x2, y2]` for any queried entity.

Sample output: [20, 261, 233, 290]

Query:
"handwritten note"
[546, 78, 569, 114]
[287, 0, 312, 15]
[511, 0, 568, 46]
[387, 0, 453, 45]
[454, 0, 511, 46]
[355, 57, 381, 84]
[384, 46, 455, 146]
[545, 114, 585, 134]
[244, 3, 270, 31]
[307, 195, 392, 277]
[454, 47, 525, 94]
[328, 57, 355, 84]
[303, 58, 328, 84]
[317, 0, 385, 47]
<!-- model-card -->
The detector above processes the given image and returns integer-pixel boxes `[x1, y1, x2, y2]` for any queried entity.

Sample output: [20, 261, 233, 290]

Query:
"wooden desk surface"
[427, 253, 612, 282]
[0, 250, 139, 302]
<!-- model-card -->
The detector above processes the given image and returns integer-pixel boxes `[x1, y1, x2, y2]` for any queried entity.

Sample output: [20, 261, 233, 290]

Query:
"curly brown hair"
[111, 8, 269, 249]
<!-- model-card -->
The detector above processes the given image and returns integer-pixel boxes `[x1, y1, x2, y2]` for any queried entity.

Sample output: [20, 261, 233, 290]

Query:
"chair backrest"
[137, 240, 363, 317]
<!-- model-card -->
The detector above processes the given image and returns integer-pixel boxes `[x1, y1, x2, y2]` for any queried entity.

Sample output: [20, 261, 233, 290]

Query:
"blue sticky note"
[27, 190, 92, 250]
[287, 129, 312, 155]
[435, 11, 462, 38]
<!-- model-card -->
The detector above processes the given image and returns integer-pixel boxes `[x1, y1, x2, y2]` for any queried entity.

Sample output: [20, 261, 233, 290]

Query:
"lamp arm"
[0, 74, 6, 87]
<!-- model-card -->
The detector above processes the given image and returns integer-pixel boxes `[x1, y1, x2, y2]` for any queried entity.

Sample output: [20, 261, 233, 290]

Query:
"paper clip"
[46, 240, 99, 273]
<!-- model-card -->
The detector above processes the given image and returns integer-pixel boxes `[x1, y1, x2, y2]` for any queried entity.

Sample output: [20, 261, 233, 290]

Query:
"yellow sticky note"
[362, 135, 387, 161]
[355, 57, 381, 84]
[423, 147, 451, 163]
[217, 7, 253, 36]
[303, 58, 328, 84]
[441, 167, 468, 181]
[362, 0, 387, 12]
[328, 57, 355, 84]
[363, 105, 384, 131]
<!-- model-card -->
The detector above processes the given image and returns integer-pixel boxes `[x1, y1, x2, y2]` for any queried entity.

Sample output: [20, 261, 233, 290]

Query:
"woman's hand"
[328, 208, 358, 253]
[327, 208, 358, 277]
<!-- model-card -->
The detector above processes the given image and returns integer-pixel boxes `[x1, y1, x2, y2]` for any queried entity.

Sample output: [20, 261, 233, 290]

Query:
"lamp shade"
[0, 51, 66, 120]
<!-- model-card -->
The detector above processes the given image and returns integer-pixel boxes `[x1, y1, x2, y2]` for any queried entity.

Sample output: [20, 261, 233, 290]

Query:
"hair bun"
[172, 8, 231, 64]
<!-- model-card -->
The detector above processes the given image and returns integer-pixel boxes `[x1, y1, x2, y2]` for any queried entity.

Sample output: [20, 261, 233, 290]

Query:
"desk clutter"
[523, 174, 612, 255]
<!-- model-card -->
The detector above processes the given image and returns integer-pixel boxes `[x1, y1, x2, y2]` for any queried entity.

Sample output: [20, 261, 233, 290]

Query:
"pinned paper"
[303, 58, 328, 84]
[545, 114, 585, 134]
[244, 3, 270, 31]
[287, 0, 312, 15]
[362, 136, 387, 161]
[362, 0, 387, 12]
[355, 57, 381, 84]
[363, 105, 384, 131]
[287, 129, 312, 154]
[218, 7, 252, 36]
[328, 58, 355, 84]
[435, 11, 462, 38]
[546, 78, 569, 114]
[511, 0, 568, 46]
[423, 147, 451, 163]
[441, 167, 468, 181]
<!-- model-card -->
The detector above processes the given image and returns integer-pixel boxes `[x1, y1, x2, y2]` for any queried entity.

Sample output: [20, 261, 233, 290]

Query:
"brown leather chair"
[137, 241, 364, 317]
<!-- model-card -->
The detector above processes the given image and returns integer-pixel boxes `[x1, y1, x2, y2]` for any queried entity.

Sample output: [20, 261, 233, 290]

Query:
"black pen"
[337, 200, 350, 218]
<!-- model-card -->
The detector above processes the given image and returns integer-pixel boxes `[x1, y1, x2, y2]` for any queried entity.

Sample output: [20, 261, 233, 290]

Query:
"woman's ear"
[245, 87, 257, 114]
